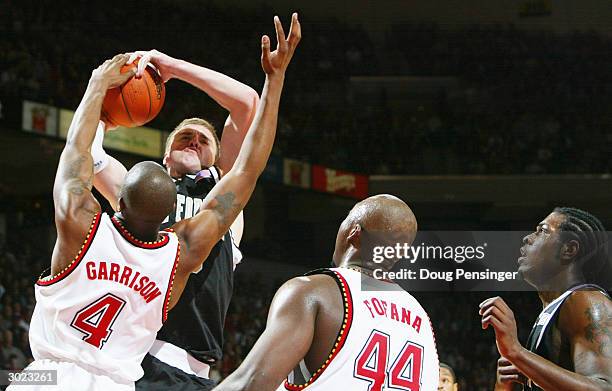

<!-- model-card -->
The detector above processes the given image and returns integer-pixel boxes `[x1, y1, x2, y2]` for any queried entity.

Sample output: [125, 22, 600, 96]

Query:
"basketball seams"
[102, 61, 164, 128]
[143, 67, 153, 122]
[119, 84, 135, 127]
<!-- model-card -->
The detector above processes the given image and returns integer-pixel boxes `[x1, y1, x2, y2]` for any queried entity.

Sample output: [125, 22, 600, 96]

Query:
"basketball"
[102, 59, 166, 128]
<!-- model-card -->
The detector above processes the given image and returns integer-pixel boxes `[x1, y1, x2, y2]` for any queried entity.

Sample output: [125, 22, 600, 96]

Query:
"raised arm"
[52, 55, 135, 274]
[128, 49, 260, 174]
[90, 120, 128, 211]
[169, 14, 300, 287]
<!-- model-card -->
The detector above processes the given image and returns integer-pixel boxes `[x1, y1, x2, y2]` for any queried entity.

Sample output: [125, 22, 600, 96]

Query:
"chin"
[518, 267, 540, 289]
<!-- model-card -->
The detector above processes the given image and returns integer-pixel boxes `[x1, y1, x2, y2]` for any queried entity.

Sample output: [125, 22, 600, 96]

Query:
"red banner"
[312, 165, 368, 199]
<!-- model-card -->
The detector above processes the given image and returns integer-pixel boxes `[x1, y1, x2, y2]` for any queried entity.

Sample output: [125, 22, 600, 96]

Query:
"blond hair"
[165, 118, 221, 163]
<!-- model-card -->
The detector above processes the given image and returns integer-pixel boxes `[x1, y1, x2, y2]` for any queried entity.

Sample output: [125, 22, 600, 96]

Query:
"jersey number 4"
[354, 330, 424, 391]
[70, 293, 126, 349]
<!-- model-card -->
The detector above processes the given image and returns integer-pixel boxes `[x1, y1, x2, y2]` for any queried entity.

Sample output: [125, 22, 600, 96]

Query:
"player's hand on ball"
[91, 54, 136, 89]
[127, 50, 175, 83]
[261, 13, 301, 77]
[495, 357, 526, 390]
[479, 296, 523, 359]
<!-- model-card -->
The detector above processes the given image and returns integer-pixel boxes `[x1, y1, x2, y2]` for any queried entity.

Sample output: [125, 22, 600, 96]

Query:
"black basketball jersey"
[523, 284, 611, 391]
[158, 166, 240, 363]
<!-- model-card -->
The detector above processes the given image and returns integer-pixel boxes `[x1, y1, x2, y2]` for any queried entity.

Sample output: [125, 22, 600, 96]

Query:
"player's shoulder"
[559, 288, 612, 337]
[279, 273, 338, 295]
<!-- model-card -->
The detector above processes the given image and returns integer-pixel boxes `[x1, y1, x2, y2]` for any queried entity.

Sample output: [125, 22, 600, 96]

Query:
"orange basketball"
[102, 59, 166, 128]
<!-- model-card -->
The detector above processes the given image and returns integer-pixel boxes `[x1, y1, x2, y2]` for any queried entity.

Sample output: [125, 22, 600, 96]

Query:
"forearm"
[170, 59, 258, 112]
[93, 155, 127, 211]
[232, 75, 283, 176]
[66, 78, 107, 151]
[510, 347, 611, 391]
[214, 368, 270, 391]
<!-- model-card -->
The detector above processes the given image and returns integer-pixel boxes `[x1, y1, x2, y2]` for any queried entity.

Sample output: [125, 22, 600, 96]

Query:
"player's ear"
[162, 153, 170, 166]
[560, 238, 579, 263]
[347, 224, 362, 249]
[118, 197, 126, 212]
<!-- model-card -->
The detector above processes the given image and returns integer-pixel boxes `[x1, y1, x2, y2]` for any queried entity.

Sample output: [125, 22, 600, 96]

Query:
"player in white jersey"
[10, 14, 300, 391]
[215, 194, 439, 391]
[28, 212, 181, 387]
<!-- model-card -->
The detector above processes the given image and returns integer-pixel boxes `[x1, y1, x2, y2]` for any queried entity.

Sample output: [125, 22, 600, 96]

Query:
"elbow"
[241, 88, 260, 118]
[245, 87, 260, 108]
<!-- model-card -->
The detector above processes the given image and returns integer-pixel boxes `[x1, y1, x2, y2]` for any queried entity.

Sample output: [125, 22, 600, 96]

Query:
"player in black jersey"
[479, 207, 612, 391]
[90, 14, 301, 390]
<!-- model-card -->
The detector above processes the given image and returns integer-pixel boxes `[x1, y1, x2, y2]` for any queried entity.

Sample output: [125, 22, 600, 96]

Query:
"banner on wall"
[22, 101, 58, 136]
[312, 165, 368, 199]
[283, 158, 311, 188]
[58, 109, 163, 158]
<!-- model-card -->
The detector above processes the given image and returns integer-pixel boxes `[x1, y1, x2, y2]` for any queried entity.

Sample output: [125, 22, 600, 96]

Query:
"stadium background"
[1, 0, 611, 389]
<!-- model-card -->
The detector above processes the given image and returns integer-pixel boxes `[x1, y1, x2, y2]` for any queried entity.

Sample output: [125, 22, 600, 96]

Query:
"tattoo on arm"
[66, 155, 93, 195]
[212, 192, 241, 228]
[584, 303, 612, 356]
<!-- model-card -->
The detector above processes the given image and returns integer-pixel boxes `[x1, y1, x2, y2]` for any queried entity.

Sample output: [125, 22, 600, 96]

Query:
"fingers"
[119, 66, 137, 83]
[127, 52, 140, 65]
[111, 53, 130, 66]
[261, 35, 271, 66]
[480, 305, 504, 329]
[136, 54, 152, 78]
[479, 296, 512, 316]
[125, 50, 153, 77]
[498, 357, 512, 367]
[499, 366, 520, 376]
[499, 373, 525, 384]
[287, 12, 301, 48]
[273, 15, 287, 53]
[482, 313, 502, 330]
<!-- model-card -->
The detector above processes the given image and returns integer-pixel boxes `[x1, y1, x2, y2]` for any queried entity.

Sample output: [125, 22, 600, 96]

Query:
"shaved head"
[333, 194, 418, 270]
[119, 161, 177, 224]
[347, 194, 417, 235]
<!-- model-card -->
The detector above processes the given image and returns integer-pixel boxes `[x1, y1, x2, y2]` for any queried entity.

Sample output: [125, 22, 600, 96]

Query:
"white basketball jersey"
[281, 268, 439, 391]
[29, 213, 180, 382]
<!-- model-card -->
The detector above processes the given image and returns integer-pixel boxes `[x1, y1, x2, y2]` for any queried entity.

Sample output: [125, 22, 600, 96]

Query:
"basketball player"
[10, 13, 300, 391]
[479, 207, 612, 390]
[439, 362, 459, 391]
[89, 19, 297, 391]
[214, 195, 439, 391]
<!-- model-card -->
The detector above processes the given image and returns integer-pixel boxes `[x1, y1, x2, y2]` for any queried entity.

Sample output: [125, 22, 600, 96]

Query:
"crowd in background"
[2, 0, 612, 175]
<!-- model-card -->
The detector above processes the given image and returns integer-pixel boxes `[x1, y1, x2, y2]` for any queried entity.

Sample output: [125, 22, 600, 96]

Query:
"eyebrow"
[178, 129, 211, 141]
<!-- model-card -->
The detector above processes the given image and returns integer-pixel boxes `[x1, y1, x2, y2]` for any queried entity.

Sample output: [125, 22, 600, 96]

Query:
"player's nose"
[189, 136, 200, 148]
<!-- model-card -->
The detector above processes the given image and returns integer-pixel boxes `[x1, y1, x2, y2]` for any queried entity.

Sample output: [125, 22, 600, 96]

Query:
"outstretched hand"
[261, 13, 301, 77]
[91, 54, 136, 89]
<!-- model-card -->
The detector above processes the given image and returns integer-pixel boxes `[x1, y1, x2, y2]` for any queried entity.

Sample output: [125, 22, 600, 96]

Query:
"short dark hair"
[553, 207, 608, 287]
[439, 362, 457, 382]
